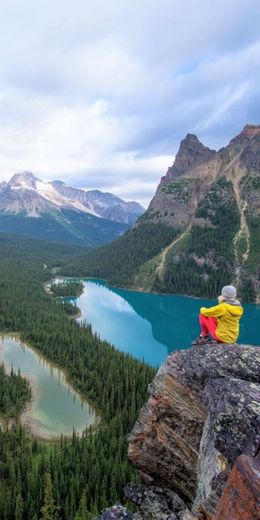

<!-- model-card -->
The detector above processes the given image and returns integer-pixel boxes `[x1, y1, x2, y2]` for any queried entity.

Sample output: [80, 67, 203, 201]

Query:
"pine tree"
[15, 493, 24, 520]
[40, 473, 59, 520]
[75, 490, 93, 520]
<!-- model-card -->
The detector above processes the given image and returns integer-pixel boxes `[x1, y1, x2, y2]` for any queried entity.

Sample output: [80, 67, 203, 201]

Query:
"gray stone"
[178, 343, 260, 392]
[96, 504, 133, 520]
[128, 343, 260, 518]
[193, 377, 260, 518]
[125, 484, 185, 519]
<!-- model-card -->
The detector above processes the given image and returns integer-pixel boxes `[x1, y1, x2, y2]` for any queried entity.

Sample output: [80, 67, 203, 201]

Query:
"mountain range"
[62, 124, 260, 302]
[0, 173, 144, 246]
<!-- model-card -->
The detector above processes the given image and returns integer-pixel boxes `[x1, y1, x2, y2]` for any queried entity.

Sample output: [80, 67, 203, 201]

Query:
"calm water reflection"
[66, 279, 260, 367]
[0, 336, 96, 439]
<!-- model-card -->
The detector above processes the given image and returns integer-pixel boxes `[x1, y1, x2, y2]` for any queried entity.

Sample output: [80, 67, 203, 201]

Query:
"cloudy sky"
[0, 0, 259, 206]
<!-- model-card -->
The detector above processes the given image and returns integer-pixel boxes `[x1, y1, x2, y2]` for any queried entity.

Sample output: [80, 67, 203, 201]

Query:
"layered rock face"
[147, 125, 260, 228]
[129, 345, 260, 518]
[146, 134, 219, 229]
[124, 343, 259, 520]
[52, 183, 145, 225]
[128, 349, 207, 502]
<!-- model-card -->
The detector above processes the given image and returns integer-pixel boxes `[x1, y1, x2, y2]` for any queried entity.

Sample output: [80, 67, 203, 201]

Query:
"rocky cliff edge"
[98, 343, 260, 519]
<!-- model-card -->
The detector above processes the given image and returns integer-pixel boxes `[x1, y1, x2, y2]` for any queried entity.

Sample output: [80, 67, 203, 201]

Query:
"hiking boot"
[192, 335, 210, 345]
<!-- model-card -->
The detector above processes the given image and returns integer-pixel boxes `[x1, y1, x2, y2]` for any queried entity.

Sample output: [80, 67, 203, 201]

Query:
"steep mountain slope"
[52, 182, 144, 225]
[0, 172, 139, 246]
[0, 209, 128, 247]
[63, 223, 179, 283]
[63, 125, 260, 302]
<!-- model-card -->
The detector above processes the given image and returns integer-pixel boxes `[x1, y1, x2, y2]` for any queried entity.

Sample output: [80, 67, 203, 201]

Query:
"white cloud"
[0, 0, 259, 204]
[0, 89, 172, 206]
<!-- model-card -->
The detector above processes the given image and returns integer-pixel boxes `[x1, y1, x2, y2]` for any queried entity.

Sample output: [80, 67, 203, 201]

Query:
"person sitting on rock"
[195, 285, 243, 345]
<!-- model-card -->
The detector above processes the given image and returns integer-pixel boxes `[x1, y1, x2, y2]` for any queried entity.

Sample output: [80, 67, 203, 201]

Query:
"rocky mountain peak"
[0, 172, 144, 236]
[179, 132, 214, 153]
[166, 133, 216, 179]
[240, 124, 260, 139]
[8, 171, 39, 188]
[181, 132, 203, 146]
[226, 124, 260, 154]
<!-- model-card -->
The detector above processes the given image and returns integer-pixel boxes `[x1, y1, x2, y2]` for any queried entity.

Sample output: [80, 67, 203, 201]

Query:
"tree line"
[0, 364, 31, 418]
[50, 281, 84, 298]
[60, 222, 179, 286]
[0, 235, 155, 519]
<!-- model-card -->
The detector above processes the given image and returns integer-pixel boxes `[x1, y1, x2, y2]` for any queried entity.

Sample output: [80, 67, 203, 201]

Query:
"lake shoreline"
[59, 275, 219, 302]
[44, 279, 83, 320]
[59, 275, 260, 309]
[0, 333, 101, 442]
[57, 278, 260, 364]
[54, 263, 259, 304]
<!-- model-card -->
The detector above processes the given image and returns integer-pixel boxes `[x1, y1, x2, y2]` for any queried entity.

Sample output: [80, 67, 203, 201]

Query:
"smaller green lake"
[64, 279, 260, 367]
[0, 336, 96, 440]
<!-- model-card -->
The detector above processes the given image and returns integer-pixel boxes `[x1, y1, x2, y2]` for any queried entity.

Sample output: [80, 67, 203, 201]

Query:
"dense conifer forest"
[153, 178, 244, 295]
[0, 364, 31, 418]
[60, 178, 257, 302]
[61, 222, 179, 285]
[155, 178, 257, 301]
[50, 280, 84, 297]
[0, 234, 155, 519]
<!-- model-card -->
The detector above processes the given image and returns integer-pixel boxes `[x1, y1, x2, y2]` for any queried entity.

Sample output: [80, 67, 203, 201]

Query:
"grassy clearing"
[134, 254, 161, 290]
[134, 228, 191, 291]
[237, 235, 248, 262]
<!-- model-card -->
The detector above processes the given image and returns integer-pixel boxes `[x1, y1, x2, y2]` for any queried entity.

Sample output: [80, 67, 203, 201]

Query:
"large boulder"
[128, 343, 260, 519]
[124, 484, 185, 519]
[97, 486, 195, 520]
[96, 504, 133, 519]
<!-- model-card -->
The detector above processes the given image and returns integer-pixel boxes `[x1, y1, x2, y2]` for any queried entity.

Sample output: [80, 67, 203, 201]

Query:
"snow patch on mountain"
[36, 180, 70, 206]
[0, 171, 144, 223]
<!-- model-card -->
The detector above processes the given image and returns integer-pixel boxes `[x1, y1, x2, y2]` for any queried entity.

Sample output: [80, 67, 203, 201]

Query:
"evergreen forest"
[50, 281, 84, 297]
[60, 178, 258, 302]
[61, 222, 179, 286]
[0, 364, 31, 418]
[0, 234, 155, 520]
[155, 178, 257, 301]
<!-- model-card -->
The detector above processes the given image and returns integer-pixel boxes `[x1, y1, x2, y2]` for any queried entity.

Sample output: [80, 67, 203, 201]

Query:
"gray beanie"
[221, 285, 240, 304]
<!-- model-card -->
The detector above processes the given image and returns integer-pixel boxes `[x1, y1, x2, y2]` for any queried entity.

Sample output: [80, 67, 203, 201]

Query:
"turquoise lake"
[66, 279, 260, 367]
[0, 336, 97, 439]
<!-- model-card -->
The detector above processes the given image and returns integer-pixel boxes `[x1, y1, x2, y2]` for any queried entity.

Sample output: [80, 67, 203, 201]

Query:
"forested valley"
[60, 178, 258, 302]
[60, 222, 179, 286]
[0, 234, 155, 520]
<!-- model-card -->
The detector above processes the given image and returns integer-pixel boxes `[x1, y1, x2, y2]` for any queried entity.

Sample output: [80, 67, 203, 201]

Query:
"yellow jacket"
[200, 302, 243, 343]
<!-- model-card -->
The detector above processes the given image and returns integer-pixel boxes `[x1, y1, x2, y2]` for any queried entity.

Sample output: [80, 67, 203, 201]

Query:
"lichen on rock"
[97, 343, 259, 520]
[128, 343, 260, 519]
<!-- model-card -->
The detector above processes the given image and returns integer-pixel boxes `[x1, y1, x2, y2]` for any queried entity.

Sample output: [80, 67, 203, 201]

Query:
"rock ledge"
[98, 343, 260, 519]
